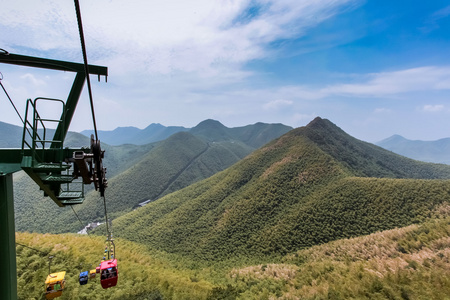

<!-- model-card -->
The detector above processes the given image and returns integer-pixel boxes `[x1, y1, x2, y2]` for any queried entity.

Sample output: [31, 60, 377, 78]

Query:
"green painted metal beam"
[0, 174, 17, 300]
[0, 148, 83, 169]
[0, 52, 107, 150]
[51, 71, 86, 149]
[0, 52, 107, 75]
[0, 51, 108, 300]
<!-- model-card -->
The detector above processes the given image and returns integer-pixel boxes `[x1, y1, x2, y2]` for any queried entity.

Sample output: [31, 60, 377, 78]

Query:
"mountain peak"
[377, 134, 407, 145]
[305, 117, 335, 130]
[193, 119, 226, 130]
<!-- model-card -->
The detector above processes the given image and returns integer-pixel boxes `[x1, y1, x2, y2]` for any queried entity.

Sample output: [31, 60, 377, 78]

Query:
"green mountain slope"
[15, 207, 450, 299]
[110, 117, 450, 261]
[13, 127, 257, 233]
[15, 232, 213, 300]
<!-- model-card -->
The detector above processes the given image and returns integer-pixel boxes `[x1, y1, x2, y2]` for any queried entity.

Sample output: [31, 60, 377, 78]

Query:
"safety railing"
[21, 97, 66, 166]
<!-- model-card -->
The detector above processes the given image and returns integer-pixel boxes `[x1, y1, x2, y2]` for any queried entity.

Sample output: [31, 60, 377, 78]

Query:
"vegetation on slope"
[16, 207, 450, 299]
[110, 118, 450, 262]
[12, 120, 286, 233]
[13, 138, 156, 234]
[301, 117, 450, 178]
[231, 207, 450, 299]
[15, 232, 213, 300]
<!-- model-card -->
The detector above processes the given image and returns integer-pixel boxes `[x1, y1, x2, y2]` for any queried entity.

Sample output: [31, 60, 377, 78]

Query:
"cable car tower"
[0, 42, 108, 300]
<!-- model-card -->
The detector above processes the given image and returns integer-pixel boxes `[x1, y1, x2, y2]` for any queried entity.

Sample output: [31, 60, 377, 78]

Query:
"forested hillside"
[15, 207, 450, 299]
[11, 117, 450, 299]
[109, 117, 450, 262]
[11, 120, 289, 233]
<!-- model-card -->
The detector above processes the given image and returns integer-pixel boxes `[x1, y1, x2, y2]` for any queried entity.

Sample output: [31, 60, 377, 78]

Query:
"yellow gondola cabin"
[89, 269, 96, 280]
[45, 271, 66, 299]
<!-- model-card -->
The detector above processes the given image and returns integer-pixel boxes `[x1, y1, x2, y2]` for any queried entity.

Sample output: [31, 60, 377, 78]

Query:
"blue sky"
[1, 0, 450, 143]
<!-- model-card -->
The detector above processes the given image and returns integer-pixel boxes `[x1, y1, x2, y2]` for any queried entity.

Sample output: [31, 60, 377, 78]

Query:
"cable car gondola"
[79, 271, 89, 285]
[45, 272, 66, 299]
[100, 259, 118, 289]
[89, 269, 96, 280]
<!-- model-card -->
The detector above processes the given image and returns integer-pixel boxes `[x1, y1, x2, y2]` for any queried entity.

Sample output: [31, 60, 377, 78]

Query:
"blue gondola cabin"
[79, 271, 89, 285]
[100, 259, 118, 289]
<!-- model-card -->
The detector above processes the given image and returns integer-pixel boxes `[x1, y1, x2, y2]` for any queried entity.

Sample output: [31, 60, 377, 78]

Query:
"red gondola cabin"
[100, 259, 118, 289]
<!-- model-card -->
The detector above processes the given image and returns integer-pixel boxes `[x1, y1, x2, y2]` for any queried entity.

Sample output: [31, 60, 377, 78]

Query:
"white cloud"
[292, 112, 317, 125]
[422, 104, 445, 112]
[319, 66, 450, 98]
[20, 73, 47, 87]
[263, 99, 293, 110]
[374, 108, 391, 114]
[1, 0, 359, 76]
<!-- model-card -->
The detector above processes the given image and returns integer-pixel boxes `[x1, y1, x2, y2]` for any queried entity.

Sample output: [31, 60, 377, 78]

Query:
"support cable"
[0, 72, 25, 125]
[71, 206, 92, 238]
[74, 0, 98, 141]
[101, 193, 115, 260]
[102, 194, 111, 238]
[15, 242, 50, 256]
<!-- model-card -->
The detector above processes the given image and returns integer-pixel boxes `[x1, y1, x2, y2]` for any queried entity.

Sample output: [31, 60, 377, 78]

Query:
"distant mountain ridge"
[81, 123, 189, 146]
[80, 119, 292, 146]
[377, 134, 450, 164]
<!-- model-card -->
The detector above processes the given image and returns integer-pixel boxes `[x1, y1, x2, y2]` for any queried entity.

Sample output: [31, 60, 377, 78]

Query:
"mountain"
[0, 121, 92, 149]
[12, 117, 450, 299]
[12, 120, 290, 233]
[0, 121, 23, 147]
[80, 119, 293, 146]
[377, 134, 450, 164]
[81, 123, 189, 146]
[109, 117, 450, 261]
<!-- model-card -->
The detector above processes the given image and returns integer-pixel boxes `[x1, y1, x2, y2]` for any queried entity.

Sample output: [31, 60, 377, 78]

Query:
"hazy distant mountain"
[81, 123, 189, 146]
[111, 117, 450, 261]
[0, 121, 25, 147]
[377, 134, 450, 164]
[0, 121, 92, 149]
[80, 119, 293, 146]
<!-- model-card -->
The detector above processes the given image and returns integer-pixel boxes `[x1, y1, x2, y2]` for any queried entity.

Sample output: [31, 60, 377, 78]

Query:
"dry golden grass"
[230, 215, 450, 299]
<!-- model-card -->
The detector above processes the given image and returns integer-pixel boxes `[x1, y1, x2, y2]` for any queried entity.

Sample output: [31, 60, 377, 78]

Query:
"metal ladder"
[20, 97, 84, 206]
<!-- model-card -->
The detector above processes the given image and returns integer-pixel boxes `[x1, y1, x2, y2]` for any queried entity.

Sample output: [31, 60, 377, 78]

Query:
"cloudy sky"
[1, 0, 450, 143]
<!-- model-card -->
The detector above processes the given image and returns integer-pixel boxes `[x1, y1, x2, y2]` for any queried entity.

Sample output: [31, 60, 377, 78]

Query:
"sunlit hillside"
[16, 207, 450, 299]
[15, 232, 213, 300]
[10, 120, 289, 234]
[109, 117, 450, 261]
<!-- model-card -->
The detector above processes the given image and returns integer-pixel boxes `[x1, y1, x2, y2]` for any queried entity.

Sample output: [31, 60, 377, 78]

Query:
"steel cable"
[0, 72, 25, 125]
[74, 0, 98, 141]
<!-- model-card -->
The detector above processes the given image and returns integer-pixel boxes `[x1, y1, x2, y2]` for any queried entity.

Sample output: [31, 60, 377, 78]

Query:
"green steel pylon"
[0, 52, 107, 300]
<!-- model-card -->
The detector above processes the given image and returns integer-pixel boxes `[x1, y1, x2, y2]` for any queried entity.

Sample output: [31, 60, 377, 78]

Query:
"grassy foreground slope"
[233, 210, 450, 299]
[16, 211, 450, 299]
[15, 232, 213, 300]
[111, 117, 450, 261]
